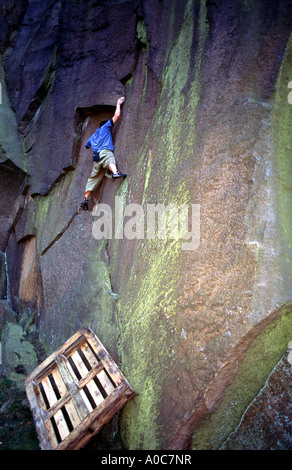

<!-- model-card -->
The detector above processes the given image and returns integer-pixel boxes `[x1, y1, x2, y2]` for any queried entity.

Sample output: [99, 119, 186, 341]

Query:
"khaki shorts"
[85, 149, 116, 193]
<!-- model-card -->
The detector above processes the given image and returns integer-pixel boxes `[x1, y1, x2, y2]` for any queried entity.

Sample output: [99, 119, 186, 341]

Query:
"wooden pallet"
[25, 326, 136, 450]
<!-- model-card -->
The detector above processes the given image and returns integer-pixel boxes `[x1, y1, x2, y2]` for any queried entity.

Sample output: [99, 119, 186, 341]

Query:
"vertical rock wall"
[0, 0, 292, 450]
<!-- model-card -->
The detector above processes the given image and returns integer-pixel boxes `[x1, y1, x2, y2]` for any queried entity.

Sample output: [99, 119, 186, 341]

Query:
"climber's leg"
[100, 149, 127, 179]
[81, 163, 105, 210]
[109, 162, 118, 174]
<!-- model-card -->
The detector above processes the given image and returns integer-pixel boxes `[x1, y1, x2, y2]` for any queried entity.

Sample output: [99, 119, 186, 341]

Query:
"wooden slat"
[80, 342, 99, 368]
[25, 382, 55, 450]
[71, 350, 104, 407]
[55, 355, 90, 421]
[29, 360, 56, 387]
[83, 329, 124, 387]
[24, 327, 89, 385]
[57, 381, 136, 450]
[35, 383, 59, 448]
[96, 369, 115, 396]
[80, 343, 115, 395]
[51, 368, 81, 430]
[41, 376, 70, 441]
[62, 336, 87, 360]
[43, 393, 70, 422]
[65, 357, 94, 413]
[78, 362, 104, 389]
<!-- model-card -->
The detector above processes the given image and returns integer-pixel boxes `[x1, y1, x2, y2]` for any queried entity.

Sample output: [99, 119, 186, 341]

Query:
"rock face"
[221, 345, 292, 450]
[0, 0, 292, 450]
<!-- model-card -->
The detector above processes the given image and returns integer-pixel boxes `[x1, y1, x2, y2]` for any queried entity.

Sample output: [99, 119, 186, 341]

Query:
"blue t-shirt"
[85, 119, 114, 155]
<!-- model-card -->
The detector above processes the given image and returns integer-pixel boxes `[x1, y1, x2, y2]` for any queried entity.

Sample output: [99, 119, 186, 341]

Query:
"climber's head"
[99, 121, 107, 128]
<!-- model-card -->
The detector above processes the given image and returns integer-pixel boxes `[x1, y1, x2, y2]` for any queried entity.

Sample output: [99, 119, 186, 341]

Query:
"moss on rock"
[271, 31, 292, 280]
[192, 302, 292, 449]
[0, 323, 38, 390]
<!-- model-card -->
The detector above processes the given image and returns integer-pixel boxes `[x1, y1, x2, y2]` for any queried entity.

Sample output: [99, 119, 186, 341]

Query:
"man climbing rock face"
[81, 96, 127, 210]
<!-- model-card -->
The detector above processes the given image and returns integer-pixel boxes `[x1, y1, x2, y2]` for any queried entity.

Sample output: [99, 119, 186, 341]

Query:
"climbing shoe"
[81, 198, 89, 210]
[112, 171, 127, 179]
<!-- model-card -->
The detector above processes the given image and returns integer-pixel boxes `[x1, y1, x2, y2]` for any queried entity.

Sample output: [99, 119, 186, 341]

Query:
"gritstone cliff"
[0, 0, 292, 450]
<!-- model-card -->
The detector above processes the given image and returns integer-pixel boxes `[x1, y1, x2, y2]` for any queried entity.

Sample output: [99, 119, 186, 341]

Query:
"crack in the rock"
[104, 239, 119, 301]
[40, 206, 81, 256]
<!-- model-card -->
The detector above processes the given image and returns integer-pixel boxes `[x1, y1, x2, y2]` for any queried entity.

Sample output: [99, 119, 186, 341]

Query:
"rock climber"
[81, 96, 127, 210]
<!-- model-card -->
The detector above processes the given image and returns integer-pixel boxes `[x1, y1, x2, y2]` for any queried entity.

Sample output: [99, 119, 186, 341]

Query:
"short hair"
[99, 120, 107, 128]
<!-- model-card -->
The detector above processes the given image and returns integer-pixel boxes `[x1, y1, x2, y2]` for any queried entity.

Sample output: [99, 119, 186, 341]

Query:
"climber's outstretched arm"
[112, 96, 125, 124]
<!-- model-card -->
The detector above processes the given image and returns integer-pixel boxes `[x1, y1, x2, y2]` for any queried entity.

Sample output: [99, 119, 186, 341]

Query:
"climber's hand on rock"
[117, 97, 125, 105]
[113, 97, 126, 123]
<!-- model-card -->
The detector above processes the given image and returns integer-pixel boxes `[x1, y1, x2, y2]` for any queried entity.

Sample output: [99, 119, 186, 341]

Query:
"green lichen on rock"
[137, 17, 148, 48]
[151, 0, 207, 187]
[0, 323, 38, 390]
[271, 31, 292, 267]
[118, 237, 185, 449]
[192, 303, 292, 449]
[116, 0, 209, 450]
